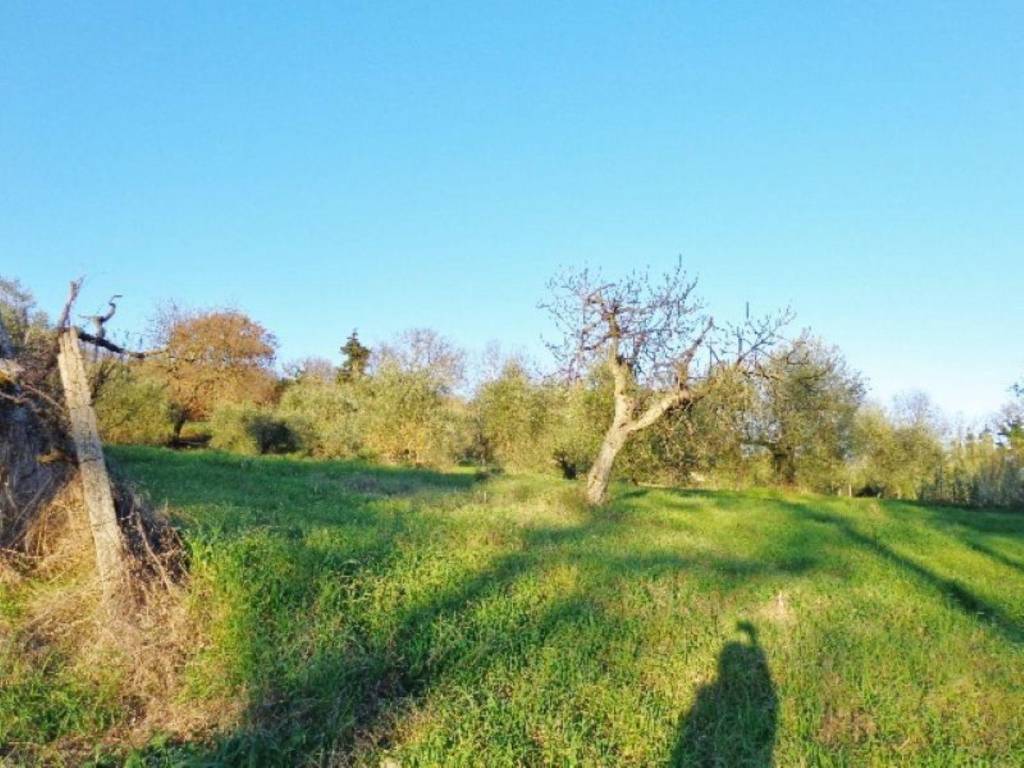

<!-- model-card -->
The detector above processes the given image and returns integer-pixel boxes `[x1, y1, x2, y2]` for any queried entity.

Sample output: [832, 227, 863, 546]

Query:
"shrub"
[275, 379, 365, 458]
[848, 406, 944, 500]
[94, 365, 176, 445]
[922, 430, 1024, 508]
[362, 363, 460, 466]
[545, 382, 604, 480]
[209, 403, 298, 456]
[474, 362, 558, 471]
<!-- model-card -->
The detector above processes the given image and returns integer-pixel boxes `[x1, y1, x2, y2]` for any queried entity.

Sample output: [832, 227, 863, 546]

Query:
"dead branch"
[56, 279, 83, 332]
[75, 328, 146, 359]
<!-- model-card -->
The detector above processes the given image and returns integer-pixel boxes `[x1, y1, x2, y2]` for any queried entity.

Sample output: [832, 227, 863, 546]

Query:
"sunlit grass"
[3, 446, 1023, 766]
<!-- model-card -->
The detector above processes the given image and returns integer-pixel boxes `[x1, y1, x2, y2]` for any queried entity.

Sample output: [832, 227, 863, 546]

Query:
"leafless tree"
[284, 356, 337, 383]
[375, 328, 466, 393]
[542, 260, 790, 504]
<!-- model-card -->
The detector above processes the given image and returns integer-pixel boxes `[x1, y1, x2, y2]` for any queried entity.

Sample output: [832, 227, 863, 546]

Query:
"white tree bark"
[583, 332, 705, 505]
[57, 327, 132, 612]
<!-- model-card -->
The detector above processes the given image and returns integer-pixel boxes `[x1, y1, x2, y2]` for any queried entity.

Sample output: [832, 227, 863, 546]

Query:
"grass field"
[3, 447, 1024, 766]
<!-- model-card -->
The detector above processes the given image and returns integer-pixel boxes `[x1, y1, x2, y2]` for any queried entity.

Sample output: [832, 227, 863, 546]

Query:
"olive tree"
[744, 335, 865, 488]
[543, 262, 788, 504]
[362, 329, 467, 465]
[474, 359, 555, 470]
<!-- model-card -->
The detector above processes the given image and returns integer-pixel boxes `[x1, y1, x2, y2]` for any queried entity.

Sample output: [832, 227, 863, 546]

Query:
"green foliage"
[21, 447, 1023, 766]
[276, 378, 365, 458]
[66, 308, 1023, 506]
[474, 361, 559, 471]
[337, 330, 371, 383]
[94, 363, 176, 445]
[848, 405, 945, 499]
[361, 361, 463, 465]
[196, 330, 477, 468]
[0, 275, 49, 352]
[682, 368, 765, 485]
[924, 429, 1024, 508]
[276, 329, 473, 467]
[746, 336, 865, 490]
[543, 381, 603, 479]
[209, 403, 298, 456]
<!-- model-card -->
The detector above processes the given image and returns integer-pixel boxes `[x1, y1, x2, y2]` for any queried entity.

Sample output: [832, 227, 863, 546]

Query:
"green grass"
[4, 446, 1024, 766]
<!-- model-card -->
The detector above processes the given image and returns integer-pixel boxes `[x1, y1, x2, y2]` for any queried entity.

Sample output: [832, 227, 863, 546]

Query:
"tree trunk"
[171, 411, 187, 443]
[57, 328, 133, 614]
[581, 339, 700, 506]
[770, 446, 797, 485]
[585, 426, 628, 505]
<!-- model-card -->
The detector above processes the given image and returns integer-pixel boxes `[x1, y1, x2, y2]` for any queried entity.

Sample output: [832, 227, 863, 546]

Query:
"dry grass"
[0, 470, 200, 764]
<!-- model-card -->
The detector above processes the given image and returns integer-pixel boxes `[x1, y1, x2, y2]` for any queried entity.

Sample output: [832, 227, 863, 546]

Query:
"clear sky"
[3, 2, 1022, 422]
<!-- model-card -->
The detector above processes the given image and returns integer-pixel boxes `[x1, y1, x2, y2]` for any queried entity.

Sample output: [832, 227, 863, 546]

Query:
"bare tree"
[543, 261, 790, 504]
[375, 328, 466, 393]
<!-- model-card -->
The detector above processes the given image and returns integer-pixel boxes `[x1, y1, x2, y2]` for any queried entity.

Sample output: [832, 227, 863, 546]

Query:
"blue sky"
[2, 2, 1021, 422]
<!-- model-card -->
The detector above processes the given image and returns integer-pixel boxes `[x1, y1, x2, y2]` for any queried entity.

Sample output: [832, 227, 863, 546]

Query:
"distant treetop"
[338, 330, 371, 383]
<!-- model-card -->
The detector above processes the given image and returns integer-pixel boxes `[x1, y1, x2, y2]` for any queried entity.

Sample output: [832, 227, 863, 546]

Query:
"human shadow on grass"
[670, 621, 777, 768]
[124, 481, 816, 767]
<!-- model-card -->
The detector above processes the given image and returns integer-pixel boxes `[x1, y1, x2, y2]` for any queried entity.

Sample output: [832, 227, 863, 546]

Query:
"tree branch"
[74, 327, 147, 359]
[677, 317, 715, 374]
[56, 279, 83, 331]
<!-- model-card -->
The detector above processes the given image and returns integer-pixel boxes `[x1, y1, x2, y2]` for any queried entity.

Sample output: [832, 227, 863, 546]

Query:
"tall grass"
[2, 447, 1022, 766]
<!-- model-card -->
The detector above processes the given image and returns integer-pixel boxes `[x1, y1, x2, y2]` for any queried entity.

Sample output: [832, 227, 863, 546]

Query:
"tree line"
[2, 271, 1021, 508]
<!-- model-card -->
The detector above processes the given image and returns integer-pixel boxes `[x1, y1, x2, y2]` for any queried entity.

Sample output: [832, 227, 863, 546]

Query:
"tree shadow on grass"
[963, 538, 1024, 575]
[783, 501, 1024, 644]
[110, 474, 820, 767]
[670, 621, 777, 768]
[196, 537, 798, 766]
[904, 503, 1024, 576]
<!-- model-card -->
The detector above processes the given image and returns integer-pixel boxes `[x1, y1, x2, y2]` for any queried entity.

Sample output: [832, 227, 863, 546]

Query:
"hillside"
[3, 447, 1023, 766]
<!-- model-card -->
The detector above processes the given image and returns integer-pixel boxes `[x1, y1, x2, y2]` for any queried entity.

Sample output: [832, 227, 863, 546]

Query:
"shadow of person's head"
[737, 619, 757, 642]
[671, 620, 777, 767]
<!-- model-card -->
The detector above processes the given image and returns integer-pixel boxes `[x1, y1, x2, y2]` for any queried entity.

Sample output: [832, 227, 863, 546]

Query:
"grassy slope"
[4, 446, 1024, 766]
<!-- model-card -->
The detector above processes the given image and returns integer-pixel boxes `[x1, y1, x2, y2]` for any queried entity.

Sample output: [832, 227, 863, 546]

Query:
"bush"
[922, 431, 1024, 508]
[362, 363, 461, 466]
[275, 379, 365, 458]
[474, 362, 560, 472]
[545, 381, 603, 479]
[848, 407, 944, 500]
[94, 365, 176, 445]
[209, 403, 298, 456]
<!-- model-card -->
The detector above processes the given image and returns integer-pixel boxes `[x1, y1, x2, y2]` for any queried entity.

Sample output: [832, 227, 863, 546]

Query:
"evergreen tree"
[338, 330, 371, 383]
